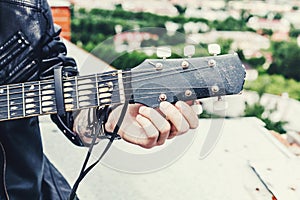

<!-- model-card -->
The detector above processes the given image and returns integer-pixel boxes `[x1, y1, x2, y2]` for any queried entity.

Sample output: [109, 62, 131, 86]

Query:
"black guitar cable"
[69, 101, 129, 200]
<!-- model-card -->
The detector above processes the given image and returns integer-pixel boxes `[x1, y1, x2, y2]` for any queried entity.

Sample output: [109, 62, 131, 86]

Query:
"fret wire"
[39, 81, 42, 114]
[22, 83, 25, 117]
[95, 74, 100, 106]
[7, 85, 10, 119]
[75, 76, 79, 109]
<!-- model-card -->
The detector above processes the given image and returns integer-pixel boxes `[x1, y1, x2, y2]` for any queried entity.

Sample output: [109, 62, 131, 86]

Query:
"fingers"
[159, 101, 190, 137]
[105, 104, 161, 149]
[104, 101, 200, 149]
[175, 101, 199, 129]
[138, 106, 171, 145]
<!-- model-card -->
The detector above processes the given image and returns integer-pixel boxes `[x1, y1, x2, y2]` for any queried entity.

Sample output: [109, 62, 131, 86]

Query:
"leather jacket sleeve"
[0, 0, 78, 199]
[0, 0, 83, 146]
[0, 0, 56, 84]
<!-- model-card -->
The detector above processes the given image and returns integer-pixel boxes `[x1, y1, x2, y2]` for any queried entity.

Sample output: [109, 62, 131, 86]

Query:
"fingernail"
[139, 106, 148, 114]
[191, 104, 203, 115]
[159, 101, 170, 111]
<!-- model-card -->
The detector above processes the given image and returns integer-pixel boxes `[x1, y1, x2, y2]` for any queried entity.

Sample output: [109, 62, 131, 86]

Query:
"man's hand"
[105, 101, 200, 149]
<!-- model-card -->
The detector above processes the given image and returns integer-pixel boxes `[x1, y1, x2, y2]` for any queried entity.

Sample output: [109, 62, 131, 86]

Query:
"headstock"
[129, 46, 246, 108]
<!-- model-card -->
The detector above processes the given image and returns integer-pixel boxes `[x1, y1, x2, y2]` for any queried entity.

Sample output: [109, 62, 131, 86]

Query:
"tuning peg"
[213, 96, 228, 111]
[208, 44, 221, 56]
[184, 45, 195, 58]
[191, 100, 203, 115]
[157, 46, 171, 59]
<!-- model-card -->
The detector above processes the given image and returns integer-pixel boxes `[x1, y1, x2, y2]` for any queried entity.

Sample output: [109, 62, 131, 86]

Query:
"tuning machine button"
[184, 45, 195, 58]
[191, 100, 203, 115]
[208, 44, 221, 56]
[157, 46, 171, 59]
[213, 96, 228, 111]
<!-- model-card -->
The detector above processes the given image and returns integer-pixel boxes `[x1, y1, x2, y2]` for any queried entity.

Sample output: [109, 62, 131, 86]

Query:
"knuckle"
[104, 122, 113, 132]
[178, 123, 190, 134]
[160, 123, 171, 135]
[141, 142, 155, 149]
[157, 140, 165, 146]
[190, 119, 199, 129]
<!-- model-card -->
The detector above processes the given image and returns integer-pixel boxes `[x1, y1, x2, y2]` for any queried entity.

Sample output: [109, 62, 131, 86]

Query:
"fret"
[95, 74, 100, 106]
[117, 70, 125, 104]
[24, 82, 42, 116]
[0, 85, 8, 121]
[39, 81, 56, 114]
[75, 76, 79, 109]
[97, 71, 120, 106]
[8, 83, 25, 119]
[7, 85, 10, 119]
[22, 83, 25, 117]
[38, 81, 42, 114]
[63, 78, 77, 110]
[77, 76, 97, 108]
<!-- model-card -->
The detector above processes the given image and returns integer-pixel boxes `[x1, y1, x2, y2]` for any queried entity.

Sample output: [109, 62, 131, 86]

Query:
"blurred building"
[49, 0, 72, 40]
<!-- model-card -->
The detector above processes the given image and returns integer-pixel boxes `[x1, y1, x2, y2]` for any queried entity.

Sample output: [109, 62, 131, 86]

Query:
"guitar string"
[0, 56, 225, 98]
[0, 53, 236, 98]
[0, 85, 218, 107]
[0, 56, 225, 93]
[0, 63, 223, 99]
[0, 64, 225, 109]
[0, 58, 237, 116]
[0, 83, 218, 100]
[0, 63, 225, 109]
[0, 84, 220, 116]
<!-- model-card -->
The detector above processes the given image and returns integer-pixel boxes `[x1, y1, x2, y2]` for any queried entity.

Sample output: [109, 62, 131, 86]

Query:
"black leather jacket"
[0, 0, 76, 199]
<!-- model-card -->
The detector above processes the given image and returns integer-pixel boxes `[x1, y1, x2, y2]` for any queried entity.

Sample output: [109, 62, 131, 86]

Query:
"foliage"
[110, 51, 150, 70]
[246, 56, 266, 68]
[289, 26, 300, 38]
[261, 28, 273, 36]
[174, 4, 186, 15]
[244, 74, 300, 100]
[216, 38, 233, 54]
[70, 7, 300, 106]
[71, 8, 253, 52]
[212, 16, 253, 32]
[268, 40, 300, 81]
[243, 102, 287, 134]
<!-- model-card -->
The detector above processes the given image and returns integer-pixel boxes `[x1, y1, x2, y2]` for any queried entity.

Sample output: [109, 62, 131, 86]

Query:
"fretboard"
[0, 70, 123, 122]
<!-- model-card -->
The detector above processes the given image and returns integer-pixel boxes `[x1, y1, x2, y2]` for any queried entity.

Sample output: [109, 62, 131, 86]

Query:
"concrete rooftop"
[40, 117, 300, 200]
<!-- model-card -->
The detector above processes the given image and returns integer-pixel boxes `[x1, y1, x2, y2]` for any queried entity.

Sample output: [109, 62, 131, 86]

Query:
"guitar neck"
[0, 70, 124, 122]
[0, 54, 246, 122]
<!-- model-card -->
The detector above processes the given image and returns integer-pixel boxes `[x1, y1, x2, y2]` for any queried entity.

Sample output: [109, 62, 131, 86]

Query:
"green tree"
[243, 101, 286, 134]
[174, 4, 186, 15]
[289, 26, 300, 38]
[216, 38, 233, 54]
[268, 41, 300, 81]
